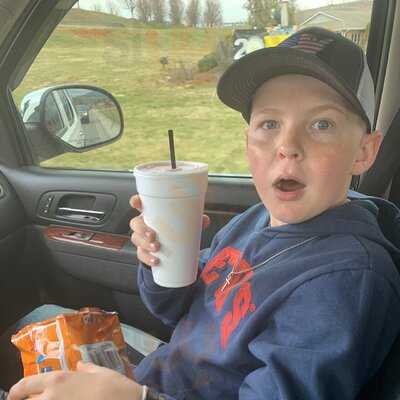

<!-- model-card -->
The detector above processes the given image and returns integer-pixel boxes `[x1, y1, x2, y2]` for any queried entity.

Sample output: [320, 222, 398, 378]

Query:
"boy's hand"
[8, 362, 143, 400]
[129, 194, 210, 267]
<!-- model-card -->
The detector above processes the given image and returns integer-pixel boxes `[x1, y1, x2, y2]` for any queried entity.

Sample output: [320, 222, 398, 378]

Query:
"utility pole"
[280, 0, 289, 27]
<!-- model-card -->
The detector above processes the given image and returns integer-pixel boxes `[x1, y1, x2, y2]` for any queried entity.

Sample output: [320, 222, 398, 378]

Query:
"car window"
[12, 0, 373, 174]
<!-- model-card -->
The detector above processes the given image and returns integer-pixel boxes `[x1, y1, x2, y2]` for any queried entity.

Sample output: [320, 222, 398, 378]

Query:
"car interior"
[0, 0, 400, 398]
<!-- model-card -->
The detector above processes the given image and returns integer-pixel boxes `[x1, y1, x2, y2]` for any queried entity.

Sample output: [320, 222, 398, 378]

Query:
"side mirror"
[20, 85, 123, 159]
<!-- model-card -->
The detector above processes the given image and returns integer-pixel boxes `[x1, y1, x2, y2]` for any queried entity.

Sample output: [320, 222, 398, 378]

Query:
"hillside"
[60, 8, 131, 27]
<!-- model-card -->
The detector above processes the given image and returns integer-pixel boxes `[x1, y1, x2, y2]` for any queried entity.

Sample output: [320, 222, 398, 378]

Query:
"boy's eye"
[311, 119, 334, 130]
[262, 120, 280, 130]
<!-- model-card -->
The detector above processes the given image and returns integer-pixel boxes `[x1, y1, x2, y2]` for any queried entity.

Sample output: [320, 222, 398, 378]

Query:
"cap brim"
[217, 47, 370, 130]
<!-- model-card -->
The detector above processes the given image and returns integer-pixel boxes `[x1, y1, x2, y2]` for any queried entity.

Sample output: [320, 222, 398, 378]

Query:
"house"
[295, 1, 372, 48]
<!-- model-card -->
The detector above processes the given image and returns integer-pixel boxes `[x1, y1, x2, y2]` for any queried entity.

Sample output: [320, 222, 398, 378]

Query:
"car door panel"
[0, 172, 25, 238]
[0, 170, 33, 332]
[2, 165, 260, 338]
[41, 225, 136, 293]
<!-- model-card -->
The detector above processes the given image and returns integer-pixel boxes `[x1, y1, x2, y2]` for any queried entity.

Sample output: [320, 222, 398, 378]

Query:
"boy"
[8, 27, 400, 400]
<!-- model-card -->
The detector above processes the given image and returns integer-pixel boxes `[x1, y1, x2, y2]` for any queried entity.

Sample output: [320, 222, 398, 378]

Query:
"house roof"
[295, 1, 372, 31]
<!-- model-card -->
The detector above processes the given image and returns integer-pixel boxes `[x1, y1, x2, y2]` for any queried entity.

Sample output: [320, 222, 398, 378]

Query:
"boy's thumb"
[76, 361, 102, 373]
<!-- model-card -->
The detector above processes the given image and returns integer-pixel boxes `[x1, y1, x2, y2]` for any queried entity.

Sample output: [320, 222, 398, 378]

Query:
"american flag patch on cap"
[279, 33, 334, 54]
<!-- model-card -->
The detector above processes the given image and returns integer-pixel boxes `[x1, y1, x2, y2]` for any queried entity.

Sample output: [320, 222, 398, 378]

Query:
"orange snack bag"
[11, 307, 133, 378]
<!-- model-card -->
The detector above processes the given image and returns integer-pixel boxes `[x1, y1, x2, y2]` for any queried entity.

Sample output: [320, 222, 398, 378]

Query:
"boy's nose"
[277, 145, 303, 160]
[276, 128, 304, 161]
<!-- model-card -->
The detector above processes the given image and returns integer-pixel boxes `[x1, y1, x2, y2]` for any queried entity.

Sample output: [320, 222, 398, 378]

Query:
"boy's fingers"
[202, 214, 210, 229]
[129, 216, 156, 241]
[129, 215, 145, 234]
[129, 194, 142, 212]
[131, 231, 160, 253]
[9, 374, 50, 400]
[137, 246, 159, 266]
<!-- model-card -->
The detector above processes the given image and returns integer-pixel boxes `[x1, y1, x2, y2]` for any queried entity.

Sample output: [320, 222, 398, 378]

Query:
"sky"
[76, 0, 362, 23]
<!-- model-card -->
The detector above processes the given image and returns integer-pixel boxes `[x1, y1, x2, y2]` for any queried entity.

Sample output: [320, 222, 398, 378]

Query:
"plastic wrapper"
[11, 307, 133, 378]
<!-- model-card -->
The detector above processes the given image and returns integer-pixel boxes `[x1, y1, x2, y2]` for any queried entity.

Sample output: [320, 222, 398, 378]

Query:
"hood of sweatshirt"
[237, 194, 400, 272]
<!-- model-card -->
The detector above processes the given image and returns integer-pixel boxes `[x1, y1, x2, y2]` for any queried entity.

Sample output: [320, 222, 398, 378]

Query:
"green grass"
[14, 13, 250, 174]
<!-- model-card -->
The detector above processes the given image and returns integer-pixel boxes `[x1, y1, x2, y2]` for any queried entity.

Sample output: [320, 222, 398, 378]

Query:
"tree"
[150, 0, 166, 23]
[169, 0, 184, 25]
[203, 0, 222, 27]
[108, 0, 120, 15]
[120, 0, 136, 18]
[185, 0, 201, 27]
[288, 0, 298, 25]
[92, 2, 103, 12]
[137, 0, 152, 22]
[244, 0, 279, 29]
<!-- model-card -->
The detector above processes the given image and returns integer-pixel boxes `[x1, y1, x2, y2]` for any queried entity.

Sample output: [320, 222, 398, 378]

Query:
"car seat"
[359, 110, 400, 198]
[356, 110, 400, 399]
[356, 333, 400, 399]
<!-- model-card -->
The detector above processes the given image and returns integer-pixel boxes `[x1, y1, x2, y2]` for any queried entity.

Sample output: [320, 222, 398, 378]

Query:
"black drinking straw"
[168, 129, 176, 169]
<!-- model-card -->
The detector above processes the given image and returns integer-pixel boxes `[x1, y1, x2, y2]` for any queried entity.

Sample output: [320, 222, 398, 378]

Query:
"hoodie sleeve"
[137, 247, 211, 327]
[138, 212, 246, 327]
[238, 268, 400, 400]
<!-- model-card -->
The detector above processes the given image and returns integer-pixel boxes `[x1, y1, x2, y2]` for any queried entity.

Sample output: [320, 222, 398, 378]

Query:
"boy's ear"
[351, 130, 383, 175]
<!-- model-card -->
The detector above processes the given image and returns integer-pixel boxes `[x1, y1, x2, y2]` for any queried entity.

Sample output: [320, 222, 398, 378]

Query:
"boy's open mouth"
[273, 178, 306, 192]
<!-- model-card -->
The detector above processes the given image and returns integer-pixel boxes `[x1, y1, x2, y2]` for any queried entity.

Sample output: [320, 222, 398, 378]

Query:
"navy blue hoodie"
[134, 197, 400, 399]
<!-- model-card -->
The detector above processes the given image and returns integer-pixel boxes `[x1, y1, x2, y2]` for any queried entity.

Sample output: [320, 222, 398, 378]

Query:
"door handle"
[56, 207, 105, 223]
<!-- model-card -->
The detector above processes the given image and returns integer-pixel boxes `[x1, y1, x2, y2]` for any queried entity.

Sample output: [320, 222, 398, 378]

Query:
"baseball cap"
[217, 27, 375, 132]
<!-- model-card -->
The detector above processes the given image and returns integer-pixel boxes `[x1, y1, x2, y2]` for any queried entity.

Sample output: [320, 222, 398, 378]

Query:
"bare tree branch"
[108, 0, 120, 15]
[169, 0, 184, 25]
[244, 0, 279, 29]
[204, 0, 223, 27]
[137, 0, 152, 22]
[120, 0, 136, 18]
[92, 2, 103, 12]
[150, 0, 166, 23]
[185, 0, 201, 27]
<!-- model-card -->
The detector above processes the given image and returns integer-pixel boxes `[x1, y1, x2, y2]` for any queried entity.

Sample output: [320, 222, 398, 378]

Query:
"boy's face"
[247, 74, 382, 227]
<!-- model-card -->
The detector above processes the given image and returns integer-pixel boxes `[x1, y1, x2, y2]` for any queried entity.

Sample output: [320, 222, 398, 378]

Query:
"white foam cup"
[134, 161, 208, 288]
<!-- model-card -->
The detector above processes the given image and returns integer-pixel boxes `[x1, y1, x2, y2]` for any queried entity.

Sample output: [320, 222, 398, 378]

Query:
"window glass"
[13, 0, 373, 174]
